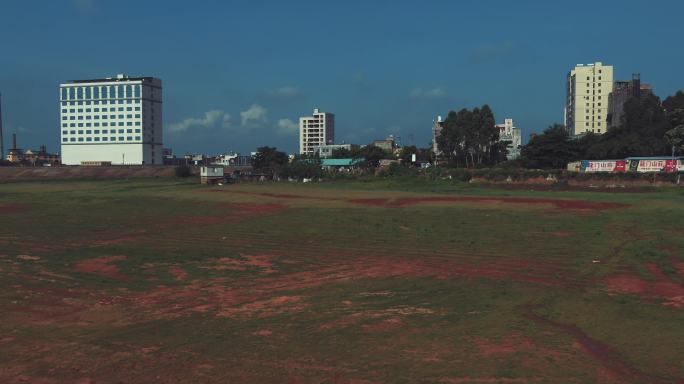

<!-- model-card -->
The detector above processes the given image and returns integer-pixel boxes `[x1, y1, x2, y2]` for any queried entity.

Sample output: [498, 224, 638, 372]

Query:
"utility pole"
[0, 92, 5, 161]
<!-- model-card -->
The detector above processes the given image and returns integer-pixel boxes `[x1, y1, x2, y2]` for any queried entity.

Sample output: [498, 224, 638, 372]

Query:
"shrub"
[175, 165, 192, 178]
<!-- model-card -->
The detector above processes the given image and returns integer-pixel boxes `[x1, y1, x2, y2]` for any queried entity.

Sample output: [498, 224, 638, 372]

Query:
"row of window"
[61, 122, 142, 128]
[62, 114, 141, 121]
[61, 84, 141, 100]
[63, 136, 142, 142]
[61, 99, 141, 106]
[62, 129, 141, 135]
[62, 107, 141, 113]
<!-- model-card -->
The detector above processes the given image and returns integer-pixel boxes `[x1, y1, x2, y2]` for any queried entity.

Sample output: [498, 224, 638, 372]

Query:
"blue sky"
[1, 0, 683, 155]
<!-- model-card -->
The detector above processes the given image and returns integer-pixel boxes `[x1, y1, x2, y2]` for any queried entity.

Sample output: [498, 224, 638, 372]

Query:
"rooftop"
[321, 158, 363, 167]
[66, 74, 159, 84]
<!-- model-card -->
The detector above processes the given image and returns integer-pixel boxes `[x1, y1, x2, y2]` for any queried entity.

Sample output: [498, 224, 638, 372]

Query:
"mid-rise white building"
[314, 143, 351, 158]
[565, 62, 613, 136]
[60, 74, 162, 165]
[300, 108, 334, 155]
[496, 118, 522, 160]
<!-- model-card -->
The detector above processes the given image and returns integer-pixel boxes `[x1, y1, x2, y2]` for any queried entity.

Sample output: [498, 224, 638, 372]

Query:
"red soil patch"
[440, 378, 541, 383]
[525, 309, 682, 384]
[73, 256, 128, 280]
[606, 263, 684, 308]
[183, 216, 226, 225]
[361, 317, 403, 332]
[168, 266, 188, 281]
[319, 306, 434, 331]
[468, 335, 535, 356]
[350, 196, 626, 211]
[486, 183, 655, 193]
[80, 203, 287, 249]
[253, 329, 273, 337]
[252, 192, 307, 199]
[217, 295, 304, 319]
[675, 261, 684, 280]
[0, 203, 27, 213]
[213, 254, 276, 274]
[90, 234, 140, 247]
[224, 202, 287, 216]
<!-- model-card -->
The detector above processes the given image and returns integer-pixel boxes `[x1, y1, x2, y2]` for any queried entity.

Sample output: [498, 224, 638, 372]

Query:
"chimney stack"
[13, 133, 17, 150]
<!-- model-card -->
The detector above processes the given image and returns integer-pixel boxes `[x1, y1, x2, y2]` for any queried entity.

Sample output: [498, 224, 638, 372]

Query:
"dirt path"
[524, 307, 684, 384]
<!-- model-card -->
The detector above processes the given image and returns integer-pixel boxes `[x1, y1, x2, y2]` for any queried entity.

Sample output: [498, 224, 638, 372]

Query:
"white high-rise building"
[565, 62, 613, 136]
[59, 74, 162, 165]
[495, 118, 522, 160]
[299, 108, 334, 155]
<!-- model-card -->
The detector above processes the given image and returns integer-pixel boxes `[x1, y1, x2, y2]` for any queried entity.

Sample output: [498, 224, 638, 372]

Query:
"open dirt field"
[1, 179, 683, 383]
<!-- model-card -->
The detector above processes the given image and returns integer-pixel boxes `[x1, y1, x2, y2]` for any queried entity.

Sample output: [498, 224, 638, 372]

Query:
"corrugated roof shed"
[321, 158, 362, 167]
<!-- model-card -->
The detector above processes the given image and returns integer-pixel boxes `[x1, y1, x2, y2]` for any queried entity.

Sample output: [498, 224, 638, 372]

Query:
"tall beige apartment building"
[565, 62, 613, 136]
[299, 108, 334, 155]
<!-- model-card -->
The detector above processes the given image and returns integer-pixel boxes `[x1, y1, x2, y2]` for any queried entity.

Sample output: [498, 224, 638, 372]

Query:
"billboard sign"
[582, 160, 626, 173]
[635, 159, 670, 173]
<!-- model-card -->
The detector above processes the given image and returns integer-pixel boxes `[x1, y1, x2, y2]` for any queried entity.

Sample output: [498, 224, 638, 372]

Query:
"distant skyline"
[2, 0, 684, 155]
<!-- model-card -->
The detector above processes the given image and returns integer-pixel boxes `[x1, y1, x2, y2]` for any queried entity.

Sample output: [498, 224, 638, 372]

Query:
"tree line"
[436, 105, 508, 167]
[252, 89, 684, 177]
[521, 91, 684, 168]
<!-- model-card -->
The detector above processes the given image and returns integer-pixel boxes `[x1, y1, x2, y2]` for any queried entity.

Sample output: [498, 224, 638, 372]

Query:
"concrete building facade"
[373, 135, 397, 153]
[607, 74, 652, 129]
[60, 74, 162, 165]
[300, 108, 334, 155]
[314, 144, 352, 158]
[565, 62, 613, 136]
[432, 115, 444, 155]
[495, 118, 522, 160]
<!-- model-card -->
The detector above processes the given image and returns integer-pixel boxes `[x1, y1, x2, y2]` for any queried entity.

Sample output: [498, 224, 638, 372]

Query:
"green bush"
[175, 165, 192, 178]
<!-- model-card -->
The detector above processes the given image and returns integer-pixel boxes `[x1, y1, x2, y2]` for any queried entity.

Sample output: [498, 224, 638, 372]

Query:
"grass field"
[1, 178, 683, 383]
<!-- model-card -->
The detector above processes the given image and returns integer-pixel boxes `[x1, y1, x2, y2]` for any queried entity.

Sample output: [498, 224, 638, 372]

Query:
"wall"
[0, 165, 197, 182]
[62, 143, 143, 165]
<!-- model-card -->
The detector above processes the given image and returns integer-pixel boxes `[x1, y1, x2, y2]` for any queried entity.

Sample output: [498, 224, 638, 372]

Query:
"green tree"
[281, 158, 322, 180]
[436, 109, 465, 164]
[665, 125, 684, 157]
[174, 165, 192, 177]
[664, 90, 684, 129]
[590, 94, 670, 158]
[472, 105, 500, 165]
[399, 145, 418, 164]
[358, 144, 389, 167]
[437, 105, 501, 166]
[521, 124, 580, 169]
[331, 145, 362, 159]
[252, 146, 288, 178]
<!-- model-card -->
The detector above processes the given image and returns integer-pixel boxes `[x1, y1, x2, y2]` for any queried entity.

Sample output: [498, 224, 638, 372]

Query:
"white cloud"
[410, 87, 448, 99]
[240, 104, 267, 126]
[267, 86, 301, 98]
[277, 118, 299, 135]
[471, 42, 520, 62]
[168, 110, 231, 133]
